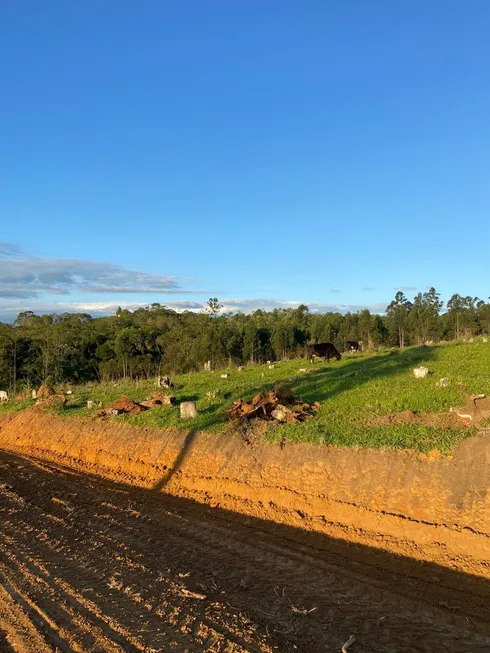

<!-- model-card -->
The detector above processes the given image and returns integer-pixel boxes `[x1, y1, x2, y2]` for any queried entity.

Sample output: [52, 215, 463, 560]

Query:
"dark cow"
[346, 340, 360, 352]
[307, 342, 341, 363]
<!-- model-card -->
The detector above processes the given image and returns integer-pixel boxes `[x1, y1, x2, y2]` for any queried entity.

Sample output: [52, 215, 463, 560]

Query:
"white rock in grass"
[180, 401, 197, 419]
[436, 377, 449, 388]
[413, 366, 429, 378]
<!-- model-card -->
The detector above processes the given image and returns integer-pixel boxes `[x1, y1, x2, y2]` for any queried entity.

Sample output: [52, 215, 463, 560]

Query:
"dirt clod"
[34, 394, 66, 411]
[99, 396, 147, 416]
[99, 393, 176, 416]
[36, 384, 55, 399]
[450, 386, 490, 424]
[368, 409, 468, 429]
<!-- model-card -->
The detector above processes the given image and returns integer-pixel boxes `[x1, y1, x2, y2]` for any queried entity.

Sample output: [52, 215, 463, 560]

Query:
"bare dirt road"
[1, 451, 489, 653]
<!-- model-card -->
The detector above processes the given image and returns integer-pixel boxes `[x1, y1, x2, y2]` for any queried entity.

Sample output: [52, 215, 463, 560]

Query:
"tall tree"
[386, 292, 412, 347]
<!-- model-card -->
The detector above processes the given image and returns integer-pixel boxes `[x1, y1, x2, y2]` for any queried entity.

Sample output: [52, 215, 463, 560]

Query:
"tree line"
[0, 289, 489, 391]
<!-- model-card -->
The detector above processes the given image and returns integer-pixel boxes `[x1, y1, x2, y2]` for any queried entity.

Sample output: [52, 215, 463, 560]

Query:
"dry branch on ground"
[228, 384, 320, 424]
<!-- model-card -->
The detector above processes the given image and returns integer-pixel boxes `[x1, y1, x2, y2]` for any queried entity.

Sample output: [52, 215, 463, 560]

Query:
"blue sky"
[1, 1, 489, 321]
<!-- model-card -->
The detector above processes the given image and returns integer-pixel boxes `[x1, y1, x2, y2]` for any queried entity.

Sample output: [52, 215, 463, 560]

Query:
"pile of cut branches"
[228, 384, 320, 424]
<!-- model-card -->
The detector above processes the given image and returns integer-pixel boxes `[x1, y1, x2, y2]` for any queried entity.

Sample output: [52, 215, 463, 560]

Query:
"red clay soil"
[2, 450, 490, 652]
[0, 410, 488, 577]
[367, 409, 467, 428]
[32, 394, 66, 411]
[36, 384, 55, 399]
[450, 394, 490, 424]
[0, 411, 490, 650]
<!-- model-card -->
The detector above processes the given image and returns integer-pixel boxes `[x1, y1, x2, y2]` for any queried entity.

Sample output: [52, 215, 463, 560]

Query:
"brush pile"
[98, 393, 176, 416]
[228, 384, 320, 424]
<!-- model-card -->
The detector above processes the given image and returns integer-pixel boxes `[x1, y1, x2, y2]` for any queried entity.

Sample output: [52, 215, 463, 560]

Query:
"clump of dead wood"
[98, 393, 176, 416]
[228, 384, 320, 424]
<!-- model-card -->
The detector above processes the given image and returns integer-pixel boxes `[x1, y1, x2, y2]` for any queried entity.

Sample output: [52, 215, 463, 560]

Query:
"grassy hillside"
[2, 341, 489, 453]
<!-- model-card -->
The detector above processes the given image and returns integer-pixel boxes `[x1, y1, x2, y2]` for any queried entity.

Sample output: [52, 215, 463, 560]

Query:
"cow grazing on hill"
[307, 343, 342, 363]
[346, 340, 360, 352]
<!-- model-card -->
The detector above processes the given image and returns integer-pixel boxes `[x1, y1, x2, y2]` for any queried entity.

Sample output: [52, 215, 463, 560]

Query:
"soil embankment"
[3, 450, 490, 652]
[0, 410, 489, 582]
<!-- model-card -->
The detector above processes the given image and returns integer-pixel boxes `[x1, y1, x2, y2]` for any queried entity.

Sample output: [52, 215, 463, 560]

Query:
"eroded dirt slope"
[1, 451, 490, 652]
[0, 411, 489, 582]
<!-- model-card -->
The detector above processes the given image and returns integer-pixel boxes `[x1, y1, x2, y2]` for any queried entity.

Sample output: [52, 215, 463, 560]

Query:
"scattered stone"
[271, 404, 294, 422]
[206, 391, 218, 399]
[31, 389, 37, 399]
[268, 364, 275, 369]
[66, 390, 73, 395]
[299, 368, 308, 373]
[266, 360, 271, 365]
[436, 378, 449, 388]
[237, 366, 244, 372]
[0, 390, 8, 402]
[180, 401, 197, 419]
[413, 366, 429, 378]
[110, 408, 120, 416]
[87, 400, 95, 409]
[483, 337, 488, 343]
[220, 373, 230, 379]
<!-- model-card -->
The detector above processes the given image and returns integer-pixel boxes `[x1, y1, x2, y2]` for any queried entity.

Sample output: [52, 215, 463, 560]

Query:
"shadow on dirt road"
[0, 450, 489, 653]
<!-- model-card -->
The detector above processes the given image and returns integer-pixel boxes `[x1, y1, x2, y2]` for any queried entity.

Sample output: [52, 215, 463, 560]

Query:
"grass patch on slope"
[2, 340, 489, 452]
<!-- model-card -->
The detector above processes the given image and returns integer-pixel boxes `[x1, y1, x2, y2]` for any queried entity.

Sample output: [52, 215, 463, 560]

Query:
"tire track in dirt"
[1, 451, 489, 652]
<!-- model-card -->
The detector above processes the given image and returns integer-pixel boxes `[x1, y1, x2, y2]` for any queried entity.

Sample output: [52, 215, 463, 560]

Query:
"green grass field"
[2, 340, 489, 453]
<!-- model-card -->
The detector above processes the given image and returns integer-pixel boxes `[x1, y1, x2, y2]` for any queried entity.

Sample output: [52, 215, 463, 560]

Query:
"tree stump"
[180, 401, 197, 419]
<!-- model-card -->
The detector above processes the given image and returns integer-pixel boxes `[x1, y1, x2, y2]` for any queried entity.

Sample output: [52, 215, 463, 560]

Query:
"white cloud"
[217, 298, 387, 315]
[0, 244, 389, 322]
[0, 243, 185, 300]
[0, 297, 388, 322]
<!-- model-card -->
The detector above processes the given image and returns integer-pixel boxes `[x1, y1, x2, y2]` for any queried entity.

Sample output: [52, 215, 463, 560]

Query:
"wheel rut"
[1, 450, 489, 652]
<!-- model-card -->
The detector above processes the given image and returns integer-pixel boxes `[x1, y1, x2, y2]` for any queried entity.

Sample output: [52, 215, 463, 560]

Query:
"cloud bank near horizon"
[0, 242, 186, 299]
[0, 242, 403, 322]
[0, 297, 389, 322]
